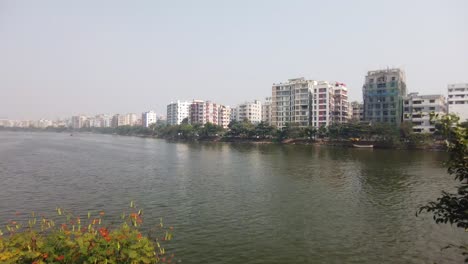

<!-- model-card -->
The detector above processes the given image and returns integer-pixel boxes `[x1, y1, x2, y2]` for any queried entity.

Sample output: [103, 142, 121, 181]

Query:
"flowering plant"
[0, 202, 174, 263]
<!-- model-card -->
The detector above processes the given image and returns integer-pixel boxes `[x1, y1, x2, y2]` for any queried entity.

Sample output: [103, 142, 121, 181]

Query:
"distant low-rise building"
[403, 93, 447, 133]
[448, 83, 468, 121]
[71, 115, 87, 129]
[142, 111, 157, 127]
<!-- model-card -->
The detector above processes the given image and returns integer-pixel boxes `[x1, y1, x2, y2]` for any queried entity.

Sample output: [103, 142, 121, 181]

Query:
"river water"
[0, 132, 465, 263]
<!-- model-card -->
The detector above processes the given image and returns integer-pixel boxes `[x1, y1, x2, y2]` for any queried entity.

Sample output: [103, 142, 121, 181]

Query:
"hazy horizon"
[1, 0, 467, 120]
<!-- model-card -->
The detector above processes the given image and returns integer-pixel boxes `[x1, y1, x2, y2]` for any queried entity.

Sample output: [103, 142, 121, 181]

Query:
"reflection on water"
[0, 132, 463, 263]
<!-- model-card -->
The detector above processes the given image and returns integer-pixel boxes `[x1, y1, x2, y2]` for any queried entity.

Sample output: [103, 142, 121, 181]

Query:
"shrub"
[0, 202, 174, 263]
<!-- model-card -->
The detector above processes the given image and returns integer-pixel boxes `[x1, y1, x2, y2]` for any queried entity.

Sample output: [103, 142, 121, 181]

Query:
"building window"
[429, 99, 435, 103]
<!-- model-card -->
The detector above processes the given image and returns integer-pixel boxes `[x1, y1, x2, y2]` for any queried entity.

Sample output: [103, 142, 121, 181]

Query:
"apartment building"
[363, 68, 407, 126]
[403, 93, 447, 133]
[312, 81, 334, 127]
[85, 114, 112, 128]
[332, 82, 349, 124]
[167, 100, 191, 125]
[272, 78, 316, 129]
[230, 108, 238, 122]
[235, 100, 262, 124]
[350, 101, 364, 121]
[189, 100, 219, 125]
[448, 83, 468, 121]
[142, 111, 157, 127]
[218, 105, 231, 128]
[71, 115, 87, 129]
[262, 97, 272, 125]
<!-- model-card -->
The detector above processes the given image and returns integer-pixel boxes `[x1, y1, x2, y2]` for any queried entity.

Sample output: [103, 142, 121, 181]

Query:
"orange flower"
[137, 233, 142, 240]
[43, 253, 48, 259]
[56, 255, 65, 261]
[99, 211, 105, 216]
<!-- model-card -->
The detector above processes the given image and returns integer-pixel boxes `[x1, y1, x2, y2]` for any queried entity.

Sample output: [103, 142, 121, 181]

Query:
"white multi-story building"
[71, 115, 87, 129]
[448, 83, 468, 121]
[272, 78, 316, 129]
[403, 93, 447, 133]
[0, 119, 13, 127]
[218, 105, 231, 128]
[262, 97, 272, 125]
[234, 100, 262, 124]
[86, 117, 100, 128]
[332, 82, 349, 124]
[350, 101, 364, 121]
[117, 115, 128, 126]
[126, 113, 139, 126]
[142, 111, 157, 127]
[100, 115, 112, 127]
[312, 81, 335, 128]
[272, 78, 351, 128]
[167, 100, 191, 125]
[111, 113, 138, 127]
[230, 108, 238, 122]
[35, 119, 53, 128]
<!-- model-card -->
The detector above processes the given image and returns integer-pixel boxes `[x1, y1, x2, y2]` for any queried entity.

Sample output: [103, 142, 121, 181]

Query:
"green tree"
[303, 126, 317, 140]
[418, 114, 468, 260]
[254, 122, 276, 139]
[317, 125, 328, 139]
[199, 122, 224, 138]
[399, 121, 413, 139]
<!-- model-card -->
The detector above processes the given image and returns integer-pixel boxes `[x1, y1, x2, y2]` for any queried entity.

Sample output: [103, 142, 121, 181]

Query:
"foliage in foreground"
[417, 114, 468, 261]
[0, 202, 174, 263]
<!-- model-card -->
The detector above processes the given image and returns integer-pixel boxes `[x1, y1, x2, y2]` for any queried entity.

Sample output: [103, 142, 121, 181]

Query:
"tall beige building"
[262, 97, 272, 125]
[218, 105, 231, 128]
[332, 82, 349, 124]
[234, 100, 262, 124]
[272, 78, 316, 129]
[350, 101, 364, 121]
[272, 78, 350, 128]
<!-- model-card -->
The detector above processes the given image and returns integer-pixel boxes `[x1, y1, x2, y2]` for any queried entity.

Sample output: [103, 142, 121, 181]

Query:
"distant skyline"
[1, 0, 467, 119]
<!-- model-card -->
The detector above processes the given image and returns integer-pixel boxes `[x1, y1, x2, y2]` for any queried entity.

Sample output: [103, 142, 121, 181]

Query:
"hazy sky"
[1, 0, 467, 120]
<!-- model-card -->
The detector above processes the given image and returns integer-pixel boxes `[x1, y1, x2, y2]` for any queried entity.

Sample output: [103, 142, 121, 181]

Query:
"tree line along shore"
[3, 116, 467, 150]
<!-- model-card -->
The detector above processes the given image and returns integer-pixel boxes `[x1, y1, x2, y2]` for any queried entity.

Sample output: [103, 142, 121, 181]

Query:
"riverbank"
[0, 129, 447, 151]
[143, 134, 446, 151]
